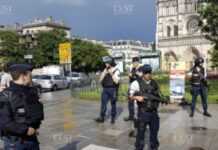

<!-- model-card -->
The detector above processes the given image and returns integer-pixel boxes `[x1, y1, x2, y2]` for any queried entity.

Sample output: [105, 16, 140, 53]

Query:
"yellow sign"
[59, 43, 72, 64]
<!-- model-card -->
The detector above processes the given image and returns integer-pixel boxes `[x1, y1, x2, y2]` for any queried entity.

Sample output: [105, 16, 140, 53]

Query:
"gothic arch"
[184, 47, 201, 69]
[164, 50, 178, 62]
[164, 50, 178, 71]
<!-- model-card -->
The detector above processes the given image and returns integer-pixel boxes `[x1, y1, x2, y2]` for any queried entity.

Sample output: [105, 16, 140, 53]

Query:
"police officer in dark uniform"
[129, 64, 161, 150]
[95, 56, 120, 124]
[189, 57, 211, 117]
[0, 64, 44, 150]
[124, 57, 141, 122]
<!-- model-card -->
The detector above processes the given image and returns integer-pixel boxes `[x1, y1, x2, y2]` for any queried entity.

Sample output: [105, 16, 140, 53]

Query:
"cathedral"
[156, 0, 213, 71]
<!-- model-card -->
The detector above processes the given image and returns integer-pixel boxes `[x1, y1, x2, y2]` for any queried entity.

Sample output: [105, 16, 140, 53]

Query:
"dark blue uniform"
[190, 65, 209, 116]
[0, 82, 44, 150]
[135, 79, 160, 150]
[0, 64, 44, 150]
[99, 68, 119, 123]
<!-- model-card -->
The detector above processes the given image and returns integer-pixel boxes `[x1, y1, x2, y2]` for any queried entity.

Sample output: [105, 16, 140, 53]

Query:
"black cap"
[102, 56, 116, 66]
[139, 64, 152, 74]
[194, 57, 204, 66]
[9, 64, 33, 72]
[132, 57, 140, 62]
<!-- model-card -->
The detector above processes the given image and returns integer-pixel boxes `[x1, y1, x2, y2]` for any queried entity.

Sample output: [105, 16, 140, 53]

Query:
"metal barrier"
[70, 78, 129, 101]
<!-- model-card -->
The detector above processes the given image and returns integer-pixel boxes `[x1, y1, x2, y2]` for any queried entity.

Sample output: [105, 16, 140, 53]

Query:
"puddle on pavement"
[191, 126, 207, 131]
[189, 147, 205, 150]
[159, 109, 178, 114]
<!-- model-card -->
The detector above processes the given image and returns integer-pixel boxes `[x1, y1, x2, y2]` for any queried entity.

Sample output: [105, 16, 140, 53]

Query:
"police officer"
[124, 56, 142, 122]
[129, 64, 161, 150]
[189, 57, 211, 117]
[95, 56, 120, 124]
[0, 64, 44, 150]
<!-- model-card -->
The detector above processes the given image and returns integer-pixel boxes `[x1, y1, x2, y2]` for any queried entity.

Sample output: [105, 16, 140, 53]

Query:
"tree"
[0, 30, 25, 65]
[71, 39, 108, 73]
[33, 29, 68, 67]
[199, 1, 218, 68]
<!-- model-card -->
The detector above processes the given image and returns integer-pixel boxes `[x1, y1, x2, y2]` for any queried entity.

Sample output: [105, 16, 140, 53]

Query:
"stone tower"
[156, 0, 213, 71]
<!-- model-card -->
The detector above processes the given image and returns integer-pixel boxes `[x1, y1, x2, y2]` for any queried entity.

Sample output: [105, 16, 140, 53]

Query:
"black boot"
[203, 111, 212, 117]
[111, 118, 115, 124]
[128, 130, 136, 137]
[95, 117, 104, 123]
[189, 111, 194, 118]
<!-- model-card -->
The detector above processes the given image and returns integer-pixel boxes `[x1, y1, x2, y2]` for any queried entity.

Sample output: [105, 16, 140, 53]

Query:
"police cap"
[102, 56, 116, 66]
[132, 57, 140, 62]
[9, 64, 33, 72]
[139, 64, 152, 74]
[194, 57, 204, 66]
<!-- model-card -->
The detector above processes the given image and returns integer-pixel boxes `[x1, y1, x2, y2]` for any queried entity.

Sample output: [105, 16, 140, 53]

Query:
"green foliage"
[71, 39, 108, 73]
[76, 74, 218, 104]
[199, 1, 218, 67]
[34, 29, 68, 67]
[0, 30, 25, 64]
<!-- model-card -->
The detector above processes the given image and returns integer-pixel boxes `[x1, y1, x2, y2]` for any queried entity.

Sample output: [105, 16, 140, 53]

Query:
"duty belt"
[139, 107, 157, 113]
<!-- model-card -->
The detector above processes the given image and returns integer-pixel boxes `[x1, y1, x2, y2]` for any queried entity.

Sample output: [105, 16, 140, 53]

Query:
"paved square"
[103, 129, 124, 137]
[82, 144, 118, 150]
[1, 90, 218, 150]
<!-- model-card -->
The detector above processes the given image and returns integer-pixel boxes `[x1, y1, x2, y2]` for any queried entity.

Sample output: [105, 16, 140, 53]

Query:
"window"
[167, 26, 171, 37]
[174, 25, 178, 36]
[54, 75, 62, 80]
[39, 75, 51, 80]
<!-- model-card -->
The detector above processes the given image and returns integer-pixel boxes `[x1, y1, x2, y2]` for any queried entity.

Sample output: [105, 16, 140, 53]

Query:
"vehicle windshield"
[32, 75, 40, 79]
[38, 75, 52, 80]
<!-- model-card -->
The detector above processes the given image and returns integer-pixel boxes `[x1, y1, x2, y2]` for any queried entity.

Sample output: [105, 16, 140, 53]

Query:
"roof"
[22, 22, 71, 30]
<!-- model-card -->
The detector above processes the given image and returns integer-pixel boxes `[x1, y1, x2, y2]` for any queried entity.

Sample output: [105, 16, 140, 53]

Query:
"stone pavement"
[1, 90, 218, 150]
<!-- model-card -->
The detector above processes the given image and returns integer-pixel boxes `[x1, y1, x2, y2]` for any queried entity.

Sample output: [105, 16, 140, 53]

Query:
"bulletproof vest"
[3, 88, 44, 128]
[191, 66, 205, 86]
[102, 69, 118, 88]
[137, 79, 159, 112]
[0, 92, 9, 137]
[129, 68, 138, 83]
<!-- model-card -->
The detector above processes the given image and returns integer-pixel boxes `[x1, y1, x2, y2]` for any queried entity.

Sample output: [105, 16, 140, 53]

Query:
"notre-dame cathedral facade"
[156, 0, 213, 71]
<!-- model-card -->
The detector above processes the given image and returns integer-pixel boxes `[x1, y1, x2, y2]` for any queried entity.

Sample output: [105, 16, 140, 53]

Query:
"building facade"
[106, 40, 155, 70]
[156, 0, 213, 71]
[21, 17, 71, 38]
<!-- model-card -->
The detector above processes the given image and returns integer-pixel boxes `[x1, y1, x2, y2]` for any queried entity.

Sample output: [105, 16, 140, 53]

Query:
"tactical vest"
[191, 66, 205, 86]
[102, 69, 119, 88]
[1, 88, 44, 130]
[129, 68, 138, 83]
[137, 79, 160, 112]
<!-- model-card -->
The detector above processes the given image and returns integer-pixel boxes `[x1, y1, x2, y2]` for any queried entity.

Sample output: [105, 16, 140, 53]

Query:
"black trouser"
[100, 87, 117, 119]
[135, 109, 159, 150]
[3, 136, 39, 150]
[191, 84, 208, 113]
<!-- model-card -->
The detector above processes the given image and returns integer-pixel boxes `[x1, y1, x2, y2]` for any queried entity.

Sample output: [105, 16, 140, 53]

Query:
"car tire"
[52, 85, 58, 91]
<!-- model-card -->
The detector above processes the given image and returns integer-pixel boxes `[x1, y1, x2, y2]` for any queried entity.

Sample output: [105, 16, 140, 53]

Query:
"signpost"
[59, 42, 72, 74]
[24, 54, 33, 64]
[170, 61, 186, 103]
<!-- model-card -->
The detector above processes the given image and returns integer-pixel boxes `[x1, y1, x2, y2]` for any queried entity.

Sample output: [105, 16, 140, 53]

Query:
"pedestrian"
[189, 57, 211, 117]
[0, 63, 12, 91]
[124, 56, 142, 122]
[95, 56, 120, 124]
[0, 64, 44, 150]
[129, 64, 161, 150]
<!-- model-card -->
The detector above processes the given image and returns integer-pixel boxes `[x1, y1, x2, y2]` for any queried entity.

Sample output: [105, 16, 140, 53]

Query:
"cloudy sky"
[0, 0, 156, 42]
